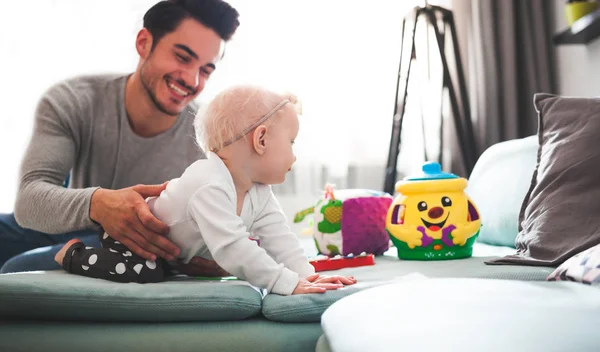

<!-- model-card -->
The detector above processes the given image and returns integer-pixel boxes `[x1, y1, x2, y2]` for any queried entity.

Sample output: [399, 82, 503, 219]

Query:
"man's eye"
[176, 54, 190, 63]
[200, 67, 213, 75]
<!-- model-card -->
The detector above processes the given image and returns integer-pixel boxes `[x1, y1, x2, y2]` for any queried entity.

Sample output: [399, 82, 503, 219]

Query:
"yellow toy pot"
[386, 162, 482, 260]
[565, 1, 598, 26]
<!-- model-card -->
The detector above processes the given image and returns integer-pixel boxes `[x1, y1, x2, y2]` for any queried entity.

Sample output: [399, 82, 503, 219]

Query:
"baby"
[55, 85, 356, 295]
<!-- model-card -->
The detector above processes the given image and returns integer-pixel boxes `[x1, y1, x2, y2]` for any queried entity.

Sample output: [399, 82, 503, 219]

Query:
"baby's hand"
[293, 273, 352, 294]
[314, 274, 357, 286]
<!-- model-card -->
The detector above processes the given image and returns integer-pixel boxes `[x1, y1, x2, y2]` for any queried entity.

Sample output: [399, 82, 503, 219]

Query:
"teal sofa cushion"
[467, 136, 538, 247]
[0, 318, 323, 352]
[0, 271, 262, 322]
[262, 245, 553, 323]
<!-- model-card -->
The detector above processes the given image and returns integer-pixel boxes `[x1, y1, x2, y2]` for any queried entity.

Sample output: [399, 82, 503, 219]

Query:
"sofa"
[2, 135, 595, 352]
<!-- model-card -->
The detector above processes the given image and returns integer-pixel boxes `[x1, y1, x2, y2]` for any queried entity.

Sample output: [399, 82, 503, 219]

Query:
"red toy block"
[309, 253, 375, 272]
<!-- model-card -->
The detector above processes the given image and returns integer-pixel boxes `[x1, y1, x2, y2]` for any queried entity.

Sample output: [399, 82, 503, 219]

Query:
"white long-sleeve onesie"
[147, 152, 315, 295]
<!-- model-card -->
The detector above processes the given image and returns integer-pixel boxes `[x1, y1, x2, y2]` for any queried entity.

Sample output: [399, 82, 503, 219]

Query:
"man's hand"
[174, 257, 230, 277]
[292, 273, 346, 295]
[89, 183, 180, 261]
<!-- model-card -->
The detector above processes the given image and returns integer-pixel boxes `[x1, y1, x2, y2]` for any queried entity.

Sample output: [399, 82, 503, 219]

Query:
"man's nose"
[182, 69, 200, 90]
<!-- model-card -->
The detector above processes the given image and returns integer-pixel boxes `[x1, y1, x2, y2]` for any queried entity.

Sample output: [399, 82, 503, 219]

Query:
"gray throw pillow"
[488, 93, 600, 267]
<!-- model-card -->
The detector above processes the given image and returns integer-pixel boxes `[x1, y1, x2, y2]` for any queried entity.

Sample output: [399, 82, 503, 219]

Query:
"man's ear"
[136, 28, 153, 59]
[252, 126, 268, 155]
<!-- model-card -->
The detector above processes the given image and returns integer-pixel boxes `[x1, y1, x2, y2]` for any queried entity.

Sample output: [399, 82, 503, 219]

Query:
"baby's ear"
[252, 125, 268, 155]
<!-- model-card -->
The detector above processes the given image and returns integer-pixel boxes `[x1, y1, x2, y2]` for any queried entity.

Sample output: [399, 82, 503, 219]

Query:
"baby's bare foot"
[54, 238, 83, 266]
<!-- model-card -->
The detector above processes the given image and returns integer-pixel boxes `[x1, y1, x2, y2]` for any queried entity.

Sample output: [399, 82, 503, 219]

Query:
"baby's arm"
[187, 183, 300, 295]
[250, 187, 315, 277]
[252, 187, 357, 291]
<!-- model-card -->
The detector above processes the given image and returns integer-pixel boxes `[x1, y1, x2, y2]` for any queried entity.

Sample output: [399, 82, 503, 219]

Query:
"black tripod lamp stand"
[383, 5, 478, 195]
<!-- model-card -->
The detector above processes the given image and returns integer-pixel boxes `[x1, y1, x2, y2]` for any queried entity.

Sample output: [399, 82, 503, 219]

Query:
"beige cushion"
[322, 278, 600, 352]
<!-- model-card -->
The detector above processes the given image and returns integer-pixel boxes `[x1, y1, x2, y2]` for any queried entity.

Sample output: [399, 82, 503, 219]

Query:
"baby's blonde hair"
[197, 85, 301, 153]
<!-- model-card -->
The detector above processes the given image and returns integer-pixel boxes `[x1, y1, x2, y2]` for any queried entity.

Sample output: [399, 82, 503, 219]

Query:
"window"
[0, 0, 451, 213]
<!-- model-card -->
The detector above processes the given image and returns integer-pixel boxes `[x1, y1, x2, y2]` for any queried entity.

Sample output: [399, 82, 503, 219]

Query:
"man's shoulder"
[63, 73, 127, 85]
[44, 73, 128, 103]
[39, 73, 128, 124]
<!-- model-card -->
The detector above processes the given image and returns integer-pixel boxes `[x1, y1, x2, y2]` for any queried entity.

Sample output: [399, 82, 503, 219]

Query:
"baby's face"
[254, 105, 299, 185]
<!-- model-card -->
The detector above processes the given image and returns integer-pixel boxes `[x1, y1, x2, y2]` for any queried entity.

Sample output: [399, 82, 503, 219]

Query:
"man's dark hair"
[143, 0, 240, 49]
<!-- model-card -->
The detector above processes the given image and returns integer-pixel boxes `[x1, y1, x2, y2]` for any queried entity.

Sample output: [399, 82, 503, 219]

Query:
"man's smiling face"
[138, 18, 223, 116]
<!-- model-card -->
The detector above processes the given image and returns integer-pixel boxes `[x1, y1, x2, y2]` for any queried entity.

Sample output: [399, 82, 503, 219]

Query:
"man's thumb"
[132, 182, 168, 198]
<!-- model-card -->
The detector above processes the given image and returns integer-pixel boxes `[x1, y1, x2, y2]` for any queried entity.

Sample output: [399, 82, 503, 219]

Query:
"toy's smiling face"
[387, 189, 471, 240]
[416, 196, 452, 232]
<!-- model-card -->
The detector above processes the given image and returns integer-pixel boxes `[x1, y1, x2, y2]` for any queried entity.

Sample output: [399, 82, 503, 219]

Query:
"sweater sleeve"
[250, 187, 315, 278]
[187, 183, 300, 295]
[14, 83, 100, 234]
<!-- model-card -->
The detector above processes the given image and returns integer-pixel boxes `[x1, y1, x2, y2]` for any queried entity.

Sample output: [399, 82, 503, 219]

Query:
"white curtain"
[0, 0, 451, 220]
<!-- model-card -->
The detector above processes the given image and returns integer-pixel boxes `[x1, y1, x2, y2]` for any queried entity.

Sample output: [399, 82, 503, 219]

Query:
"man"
[0, 0, 240, 275]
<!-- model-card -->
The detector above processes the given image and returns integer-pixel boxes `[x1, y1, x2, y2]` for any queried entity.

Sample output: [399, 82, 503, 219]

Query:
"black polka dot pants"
[61, 232, 167, 283]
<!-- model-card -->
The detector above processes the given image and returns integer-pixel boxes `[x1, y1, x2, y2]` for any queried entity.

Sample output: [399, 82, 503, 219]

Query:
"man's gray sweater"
[14, 74, 204, 234]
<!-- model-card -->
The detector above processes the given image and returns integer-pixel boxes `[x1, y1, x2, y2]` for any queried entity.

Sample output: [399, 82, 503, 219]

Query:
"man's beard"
[140, 61, 180, 117]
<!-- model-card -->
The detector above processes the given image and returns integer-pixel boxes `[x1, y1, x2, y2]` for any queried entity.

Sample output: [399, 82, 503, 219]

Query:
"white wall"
[0, 1, 157, 213]
[552, 0, 600, 96]
[0, 0, 422, 213]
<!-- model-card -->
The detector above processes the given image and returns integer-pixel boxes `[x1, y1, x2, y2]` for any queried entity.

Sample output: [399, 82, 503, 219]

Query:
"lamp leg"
[425, 9, 474, 174]
[384, 9, 420, 195]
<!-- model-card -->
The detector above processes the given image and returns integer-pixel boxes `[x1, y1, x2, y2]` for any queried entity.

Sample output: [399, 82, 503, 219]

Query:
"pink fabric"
[341, 197, 392, 255]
